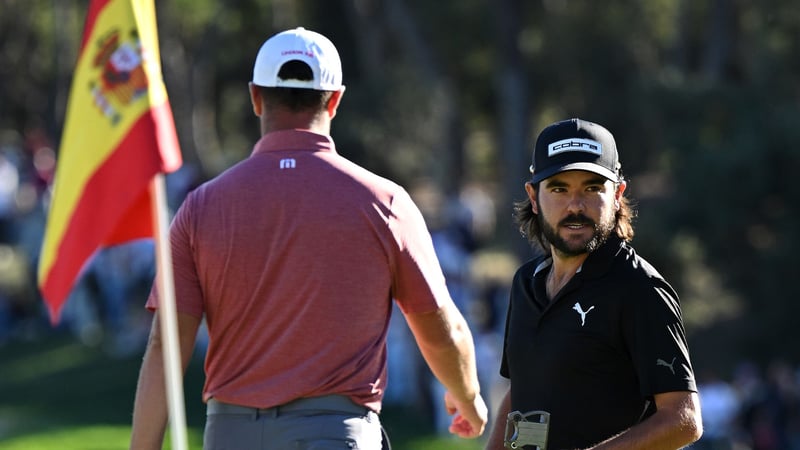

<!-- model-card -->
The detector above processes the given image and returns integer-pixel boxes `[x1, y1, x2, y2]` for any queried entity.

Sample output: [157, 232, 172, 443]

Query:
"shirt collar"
[579, 234, 626, 279]
[531, 234, 626, 280]
[533, 258, 553, 277]
[251, 129, 337, 156]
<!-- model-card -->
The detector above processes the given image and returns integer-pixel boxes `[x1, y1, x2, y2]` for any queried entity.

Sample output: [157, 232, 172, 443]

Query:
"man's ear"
[249, 82, 263, 116]
[615, 180, 627, 210]
[326, 87, 345, 118]
[525, 182, 538, 214]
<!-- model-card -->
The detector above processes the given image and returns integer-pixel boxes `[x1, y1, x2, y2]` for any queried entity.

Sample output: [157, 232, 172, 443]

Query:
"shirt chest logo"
[572, 302, 595, 326]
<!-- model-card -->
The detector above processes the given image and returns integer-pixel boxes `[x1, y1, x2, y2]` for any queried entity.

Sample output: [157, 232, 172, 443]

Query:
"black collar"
[578, 234, 627, 280]
[532, 235, 627, 281]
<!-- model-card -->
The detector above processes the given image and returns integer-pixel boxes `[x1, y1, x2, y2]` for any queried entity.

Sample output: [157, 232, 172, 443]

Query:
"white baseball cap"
[252, 27, 343, 91]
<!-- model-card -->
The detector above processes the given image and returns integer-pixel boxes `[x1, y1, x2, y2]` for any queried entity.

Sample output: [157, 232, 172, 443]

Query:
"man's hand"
[444, 390, 488, 438]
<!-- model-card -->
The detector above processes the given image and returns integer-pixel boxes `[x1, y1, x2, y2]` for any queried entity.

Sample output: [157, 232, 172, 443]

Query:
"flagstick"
[150, 174, 189, 450]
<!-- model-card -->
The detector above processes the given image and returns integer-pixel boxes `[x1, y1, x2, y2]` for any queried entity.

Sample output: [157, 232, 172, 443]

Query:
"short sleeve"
[387, 189, 451, 314]
[623, 280, 697, 396]
[146, 191, 205, 318]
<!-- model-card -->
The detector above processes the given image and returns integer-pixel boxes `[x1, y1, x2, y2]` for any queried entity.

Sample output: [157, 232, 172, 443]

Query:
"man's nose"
[566, 193, 585, 212]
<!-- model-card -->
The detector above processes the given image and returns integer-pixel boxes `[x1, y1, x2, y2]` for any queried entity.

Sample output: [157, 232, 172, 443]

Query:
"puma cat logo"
[572, 302, 595, 326]
[657, 357, 677, 375]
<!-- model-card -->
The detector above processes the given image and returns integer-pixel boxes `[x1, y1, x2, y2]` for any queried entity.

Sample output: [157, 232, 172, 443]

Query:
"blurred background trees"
[2, 0, 799, 376]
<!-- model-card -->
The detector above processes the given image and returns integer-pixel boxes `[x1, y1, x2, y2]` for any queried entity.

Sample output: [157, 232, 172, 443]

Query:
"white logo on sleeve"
[656, 357, 677, 375]
[572, 302, 595, 326]
[279, 158, 296, 169]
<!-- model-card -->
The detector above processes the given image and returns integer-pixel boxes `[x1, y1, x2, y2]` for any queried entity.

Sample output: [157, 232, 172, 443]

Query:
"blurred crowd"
[2, 127, 800, 449]
[0, 127, 199, 353]
[694, 361, 800, 450]
[0, 128, 57, 345]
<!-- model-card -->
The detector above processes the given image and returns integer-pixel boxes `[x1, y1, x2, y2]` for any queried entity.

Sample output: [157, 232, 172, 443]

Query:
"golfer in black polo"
[485, 119, 702, 450]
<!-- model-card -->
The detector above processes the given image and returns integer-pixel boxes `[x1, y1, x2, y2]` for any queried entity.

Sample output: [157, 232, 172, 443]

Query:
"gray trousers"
[204, 395, 384, 450]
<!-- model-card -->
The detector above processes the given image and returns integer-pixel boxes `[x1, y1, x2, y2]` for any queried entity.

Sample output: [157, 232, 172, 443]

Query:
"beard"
[539, 211, 615, 257]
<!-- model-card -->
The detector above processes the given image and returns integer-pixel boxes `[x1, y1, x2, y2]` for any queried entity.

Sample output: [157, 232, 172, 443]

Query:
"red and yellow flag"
[38, 0, 182, 323]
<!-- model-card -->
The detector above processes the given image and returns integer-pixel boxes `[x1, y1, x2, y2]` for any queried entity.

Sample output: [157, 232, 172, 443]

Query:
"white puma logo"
[572, 302, 595, 326]
[656, 357, 677, 375]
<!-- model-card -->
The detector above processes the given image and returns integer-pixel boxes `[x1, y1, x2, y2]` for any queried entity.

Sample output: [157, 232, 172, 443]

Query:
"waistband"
[207, 395, 372, 417]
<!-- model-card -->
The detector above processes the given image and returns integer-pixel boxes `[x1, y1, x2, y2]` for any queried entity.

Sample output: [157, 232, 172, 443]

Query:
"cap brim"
[531, 162, 619, 184]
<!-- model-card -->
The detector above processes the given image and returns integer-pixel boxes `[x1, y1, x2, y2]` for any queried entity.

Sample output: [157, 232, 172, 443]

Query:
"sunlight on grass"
[0, 425, 204, 450]
[402, 436, 485, 450]
[1, 342, 93, 384]
[0, 339, 486, 450]
[0, 425, 482, 450]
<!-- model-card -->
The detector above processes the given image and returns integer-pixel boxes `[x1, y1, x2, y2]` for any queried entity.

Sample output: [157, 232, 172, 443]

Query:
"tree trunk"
[703, 0, 735, 81]
[491, 0, 530, 256]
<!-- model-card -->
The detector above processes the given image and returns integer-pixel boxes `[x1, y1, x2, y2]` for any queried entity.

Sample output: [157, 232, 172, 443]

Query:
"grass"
[0, 332, 484, 450]
[0, 426, 203, 450]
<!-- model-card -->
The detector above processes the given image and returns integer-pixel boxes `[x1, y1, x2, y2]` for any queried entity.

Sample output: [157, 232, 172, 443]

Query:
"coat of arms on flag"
[90, 28, 149, 124]
[38, 0, 181, 324]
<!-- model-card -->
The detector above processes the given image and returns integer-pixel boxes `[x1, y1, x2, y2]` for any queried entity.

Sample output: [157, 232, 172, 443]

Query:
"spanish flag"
[38, 0, 182, 323]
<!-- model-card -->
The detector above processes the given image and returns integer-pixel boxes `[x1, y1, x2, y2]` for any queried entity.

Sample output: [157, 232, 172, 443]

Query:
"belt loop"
[273, 405, 279, 418]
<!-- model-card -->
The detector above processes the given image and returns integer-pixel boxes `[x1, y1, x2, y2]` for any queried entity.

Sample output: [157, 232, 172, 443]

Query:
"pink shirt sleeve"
[388, 189, 453, 314]
[145, 192, 205, 318]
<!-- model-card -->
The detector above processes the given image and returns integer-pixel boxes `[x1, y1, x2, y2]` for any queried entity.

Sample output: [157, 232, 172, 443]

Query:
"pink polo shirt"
[147, 129, 451, 412]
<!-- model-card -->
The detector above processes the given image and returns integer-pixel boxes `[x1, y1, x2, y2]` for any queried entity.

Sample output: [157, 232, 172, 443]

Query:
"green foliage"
[652, 78, 800, 369]
[2, 0, 799, 375]
[0, 426, 204, 450]
[0, 337, 482, 449]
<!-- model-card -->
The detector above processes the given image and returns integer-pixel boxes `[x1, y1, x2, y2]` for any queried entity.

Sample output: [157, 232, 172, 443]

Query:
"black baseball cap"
[529, 118, 621, 184]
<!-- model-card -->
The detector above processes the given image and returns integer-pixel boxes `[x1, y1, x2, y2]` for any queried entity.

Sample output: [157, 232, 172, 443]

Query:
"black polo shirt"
[500, 235, 697, 449]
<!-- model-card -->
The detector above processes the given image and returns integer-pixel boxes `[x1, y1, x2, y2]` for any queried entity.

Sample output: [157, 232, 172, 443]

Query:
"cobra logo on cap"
[548, 138, 603, 157]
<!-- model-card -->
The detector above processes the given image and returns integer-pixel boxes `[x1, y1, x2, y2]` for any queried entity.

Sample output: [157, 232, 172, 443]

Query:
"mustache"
[558, 214, 595, 227]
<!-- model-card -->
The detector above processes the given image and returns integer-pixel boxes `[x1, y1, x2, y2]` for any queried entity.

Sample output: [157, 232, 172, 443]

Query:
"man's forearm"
[130, 332, 169, 449]
[485, 389, 511, 450]
[130, 311, 200, 449]
[406, 304, 480, 401]
[589, 392, 702, 450]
